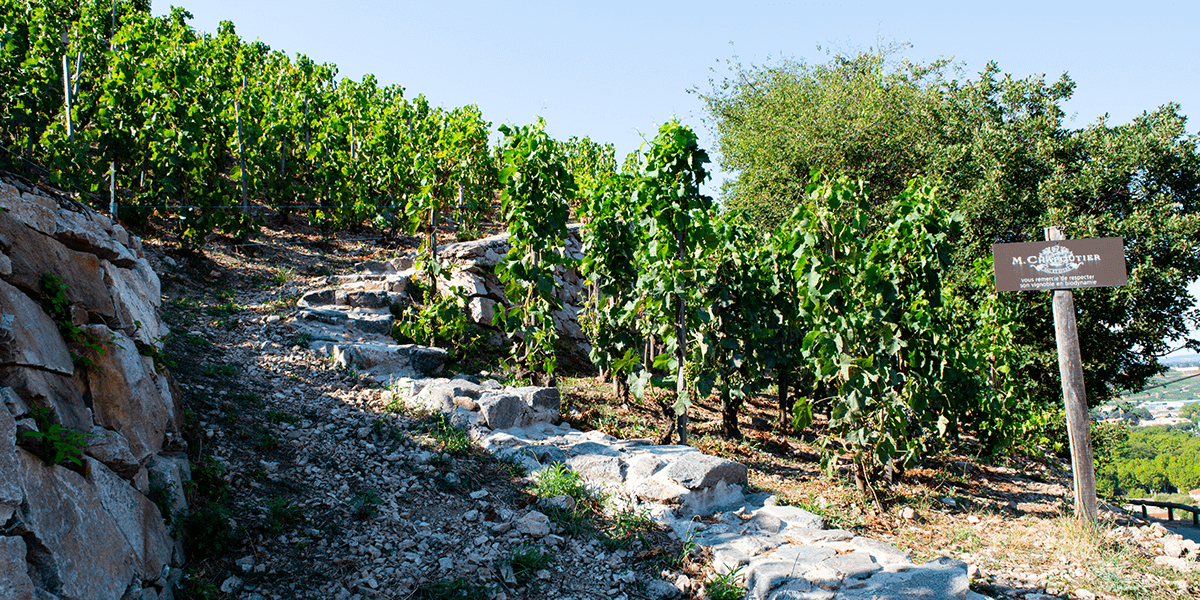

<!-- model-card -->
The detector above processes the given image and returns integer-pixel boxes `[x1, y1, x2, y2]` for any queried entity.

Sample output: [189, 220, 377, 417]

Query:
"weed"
[599, 507, 655, 550]
[20, 405, 96, 467]
[212, 317, 238, 330]
[541, 504, 594, 536]
[430, 416, 471, 456]
[660, 532, 698, 571]
[265, 410, 300, 425]
[705, 565, 747, 600]
[371, 416, 404, 442]
[201, 363, 239, 378]
[39, 273, 107, 370]
[206, 301, 240, 316]
[272, 266, 294, 286]
[264, 498, 302, 535]
[351, 489, 383, 520]
[183, 333, 212, 348]
[533, 463, 588, 501]
[413, 578, 491, 599]
[251, 428, 279, 452]
[180, 503, 235, 559]
[506, 545, 552, 584]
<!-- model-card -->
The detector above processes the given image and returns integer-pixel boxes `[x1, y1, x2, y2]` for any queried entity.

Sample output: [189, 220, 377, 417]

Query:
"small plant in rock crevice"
[705, 565, 747, 600]
[20, 405, 95, 467]
[506, 544, 552, 585]
[350, 489, 383, 520]
[264, 497, 302, 535]
[413, 577, 492, 600]
[533, 462, 588, 501]
[39, 272, 107, 370]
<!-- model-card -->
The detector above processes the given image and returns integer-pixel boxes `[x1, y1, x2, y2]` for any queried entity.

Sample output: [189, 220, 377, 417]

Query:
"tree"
[698, 48, 1200, 420]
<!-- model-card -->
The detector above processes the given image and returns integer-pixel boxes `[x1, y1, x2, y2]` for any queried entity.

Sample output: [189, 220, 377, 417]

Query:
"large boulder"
[103, 259, 168, 349]
[55, 209, 137, 267]
[83, 326, 174, 464]
[12, 450, 141, 600]
[0, 278, 74, 375]
[0, 182, 57, 236]
[0, 367, 92, 434]
[0, 209, 116, 320]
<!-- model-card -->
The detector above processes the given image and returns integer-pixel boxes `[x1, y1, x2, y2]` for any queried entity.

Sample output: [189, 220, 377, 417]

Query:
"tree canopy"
[698, 49, 1200, 407]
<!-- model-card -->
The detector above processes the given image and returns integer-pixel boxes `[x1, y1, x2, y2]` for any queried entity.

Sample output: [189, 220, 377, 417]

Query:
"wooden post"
[1046, 226, 1098, 522]
[674, 226, 689, 446]
[62, 54, 73, 143]
[109, 162, 116, 219]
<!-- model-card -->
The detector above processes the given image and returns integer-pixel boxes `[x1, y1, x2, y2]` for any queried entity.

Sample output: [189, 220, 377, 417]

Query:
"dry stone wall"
[0, 175, 184, 600]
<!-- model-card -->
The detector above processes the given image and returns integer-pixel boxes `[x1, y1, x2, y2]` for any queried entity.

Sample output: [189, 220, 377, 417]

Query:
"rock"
[901, 507, 917, 520]
[662, 451, 748, 490]
[539, 495, 576, 512]
[513, 386, 560, 423]
[1074, 589, 1096, 600]
[0, 405, 23, 517]
[834, 557, 970, 600]
[477, 392, 531, 430]
[86, 456, 174, 581]
[1153, 555, 1192, 573]
[103, 259, 167, 349]
[1162, 538, 1184, 559]
[0, 183, 57, 235]
[220, 575, 244, 594]
[0, 278, 74, 375]
[0, 536, 36, 600]
[0, 252, 10, 277]
[756, 504, 825, 532]
[147, 454, 191, 515]
[13, 449, 140, 600]
[516, 511, 551, 538]
[0, 208, 116, 320]
[84, 325, 174, 463]
[0, 366, 92, 433]
[55, 209, 137, 267]
[468, 297, 497, 326]
[85, 426, 141, 479]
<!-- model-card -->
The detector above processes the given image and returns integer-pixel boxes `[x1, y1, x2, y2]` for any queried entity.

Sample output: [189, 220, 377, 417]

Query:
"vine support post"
[108, 162, 116, 220]
[428, 205, 438, 296]
[1046, 225, 1098, 522]
[62, 54, 73, 143]
[674, 226, 689, 446]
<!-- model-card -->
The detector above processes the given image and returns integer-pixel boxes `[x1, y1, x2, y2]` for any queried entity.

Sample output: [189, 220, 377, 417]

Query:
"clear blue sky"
[152, 0, 1200, 352]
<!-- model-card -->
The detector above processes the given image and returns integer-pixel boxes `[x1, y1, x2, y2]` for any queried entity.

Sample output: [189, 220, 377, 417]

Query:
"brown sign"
[992, 237, 1127, 292]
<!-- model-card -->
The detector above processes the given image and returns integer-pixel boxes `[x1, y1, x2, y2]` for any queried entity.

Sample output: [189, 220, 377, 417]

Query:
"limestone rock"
[516, 510, 551, 538]
[0, 278, 74, 375]
[84, 325, 173, 463]
[662, 451, 748, 490]
[0, 536, 36, 600]
[0, 209, 116, 319]
[85, 426, 141, 479]
[477, 392, 531, 430]
[86, 456, 175, 580]
[0, 366, 92, 433]
[0, 183, 57, 235]
[0, 404, 23, 514]
[104, 259, 168, 349]
[833, 557, 970, 600]
[55, 209, 136, 267]
[147, 455, 191, 516]
[13, 450, 139, 600]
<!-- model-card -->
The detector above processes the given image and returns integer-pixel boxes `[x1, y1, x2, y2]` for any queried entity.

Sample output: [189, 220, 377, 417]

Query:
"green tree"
[699, 48, 1200, 420]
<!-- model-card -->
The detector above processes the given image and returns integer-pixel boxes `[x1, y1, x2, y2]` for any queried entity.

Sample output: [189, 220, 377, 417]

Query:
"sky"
[151, 0, 1200, 352]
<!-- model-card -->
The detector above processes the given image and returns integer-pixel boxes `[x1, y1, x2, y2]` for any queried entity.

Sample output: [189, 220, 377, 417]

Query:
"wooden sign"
[991, 228, 1131, 523]
[992, 237, 1126, 292]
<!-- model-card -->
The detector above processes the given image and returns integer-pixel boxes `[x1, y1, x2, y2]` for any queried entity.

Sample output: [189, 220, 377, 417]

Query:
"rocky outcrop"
[435, 225, 590, 353]
[297, 226, 592, 374]
[0, 175, 183, 600]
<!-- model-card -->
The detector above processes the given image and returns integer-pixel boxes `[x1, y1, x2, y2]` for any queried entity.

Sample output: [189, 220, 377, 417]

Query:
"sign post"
[992, 229, 1127, 522]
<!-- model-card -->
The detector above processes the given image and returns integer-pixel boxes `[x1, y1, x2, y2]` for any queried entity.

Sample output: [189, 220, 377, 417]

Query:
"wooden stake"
[62, 54, 73, 143]
[1046, 226, 1098, 522]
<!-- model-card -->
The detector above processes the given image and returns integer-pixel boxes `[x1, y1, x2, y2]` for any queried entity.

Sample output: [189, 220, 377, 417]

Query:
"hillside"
[147, 216, 1199, 600]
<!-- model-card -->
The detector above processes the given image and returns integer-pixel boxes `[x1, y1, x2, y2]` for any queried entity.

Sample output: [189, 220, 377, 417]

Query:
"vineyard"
[5, 0, 1200, 493]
